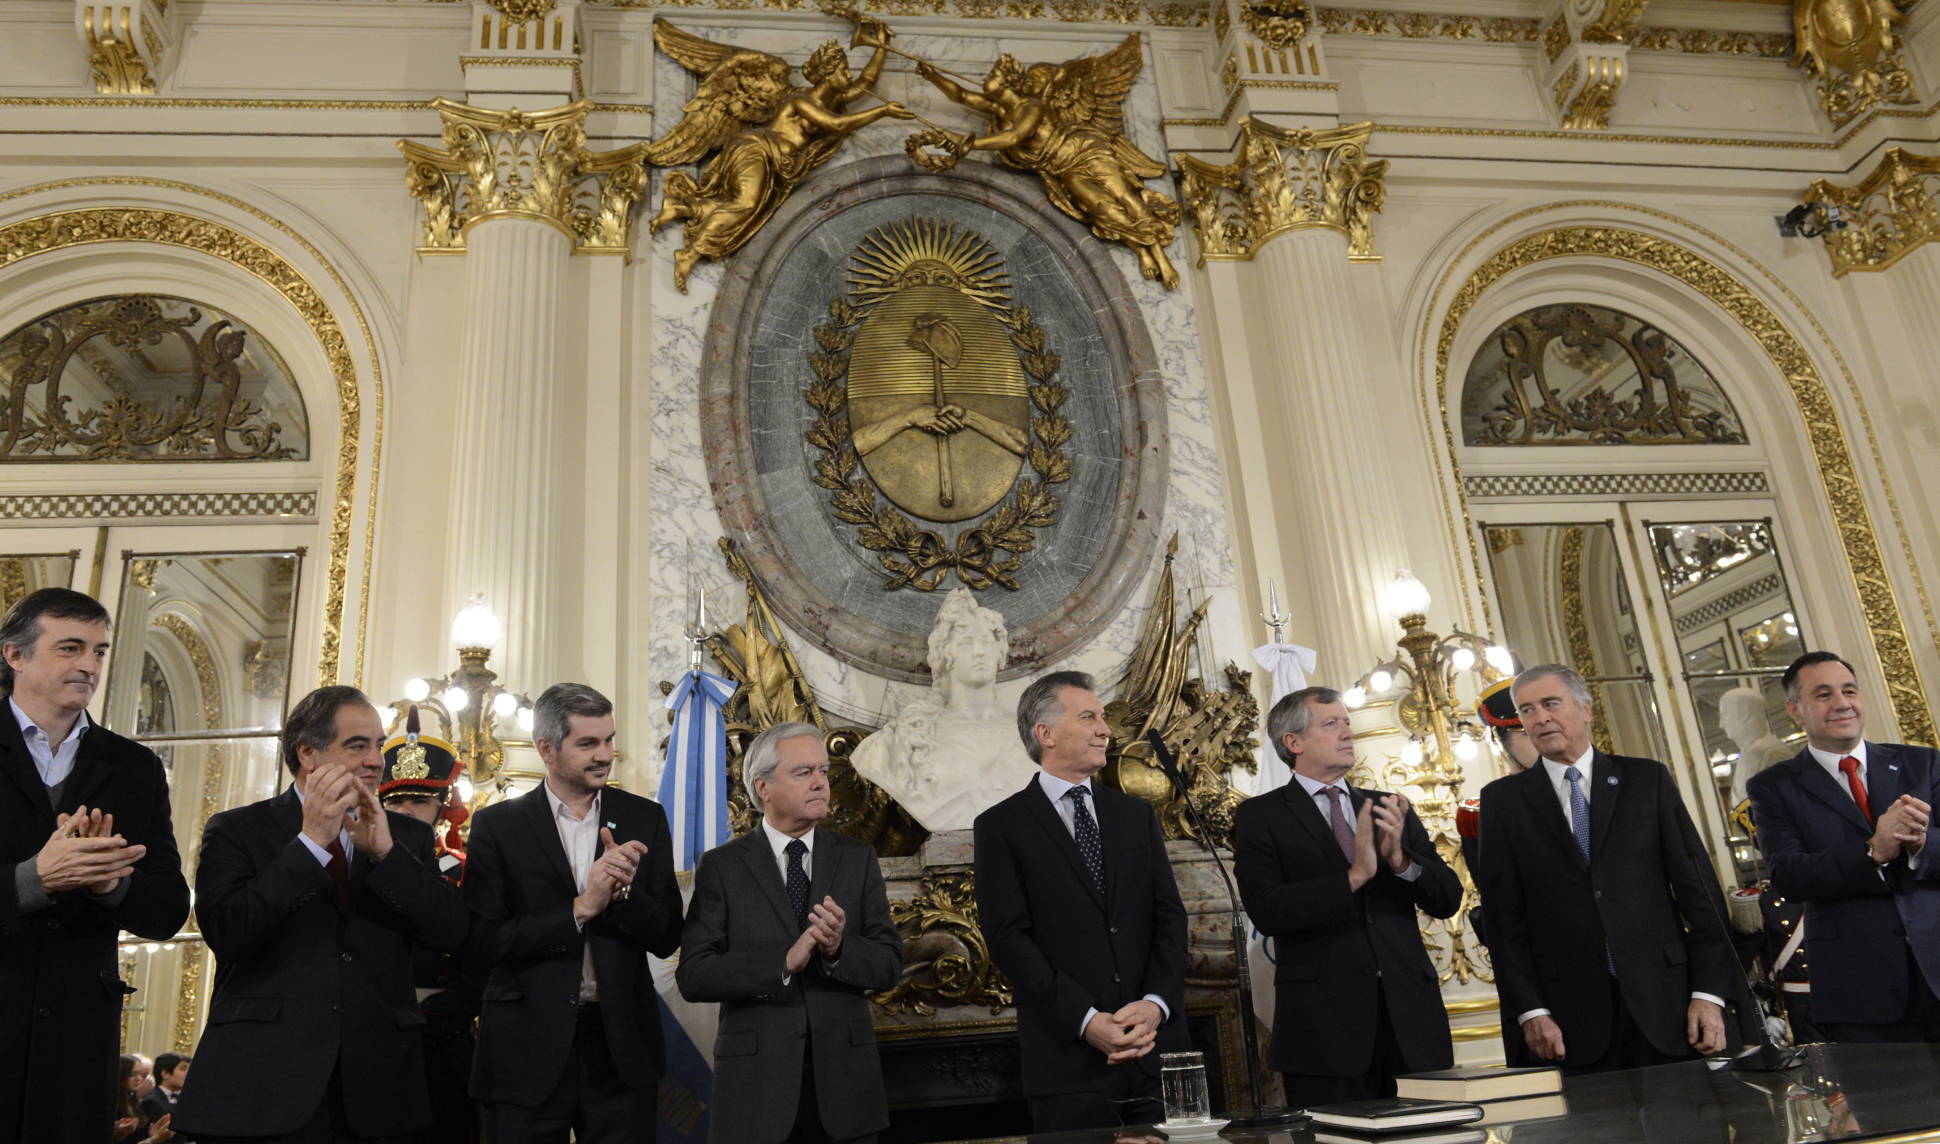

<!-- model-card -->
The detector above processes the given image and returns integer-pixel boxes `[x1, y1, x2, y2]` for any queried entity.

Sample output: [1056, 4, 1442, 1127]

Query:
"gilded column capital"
[1792, 0, 1917, 127]
[397, 97, 647, 255]
[1534, 0, 1643, 131]
[74, 0, 177, 95]
[1805, 147, 1940, 276]
[1177, 118, 1387, 264]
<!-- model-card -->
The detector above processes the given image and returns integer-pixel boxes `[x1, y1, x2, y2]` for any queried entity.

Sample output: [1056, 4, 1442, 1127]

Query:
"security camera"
[1776, 201, 1848, 238]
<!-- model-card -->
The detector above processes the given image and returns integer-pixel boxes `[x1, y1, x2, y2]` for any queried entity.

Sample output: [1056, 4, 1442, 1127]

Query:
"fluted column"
[447, 220, 570, 686]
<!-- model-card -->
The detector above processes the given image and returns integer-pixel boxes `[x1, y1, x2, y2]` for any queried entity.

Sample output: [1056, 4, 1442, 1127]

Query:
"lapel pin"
[605, 821, 618, 830]
[1607, 776, 1618, 786]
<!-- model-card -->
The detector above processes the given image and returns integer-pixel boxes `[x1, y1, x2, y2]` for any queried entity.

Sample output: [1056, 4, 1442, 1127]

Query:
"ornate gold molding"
[1793, 0, 1917, 127]
[1241, 0, 1315, 48]
[1177, 118, 1387, 263]
[152, 611, 223, 1053]
[0, 192, 371, 686]
[1433, 223, 1936, 745]
[1579, 0, 1650, 44]
[581, 0, 1207, 25]
[1806, 146, 1940, 275]
[76, 1, 169, 96]
[397, 98, 649, 255]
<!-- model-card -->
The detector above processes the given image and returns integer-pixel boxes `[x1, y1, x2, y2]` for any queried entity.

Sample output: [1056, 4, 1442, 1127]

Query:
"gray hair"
[281, 685, 373, 776]
[1015, 670, 1095, 764]
[1266, 686, 1342, 765]
[1512, 663, 1593, 710]
[743, 721, 823, 807]
[0, 588, 110, 692]
[532, 682, 613, 749]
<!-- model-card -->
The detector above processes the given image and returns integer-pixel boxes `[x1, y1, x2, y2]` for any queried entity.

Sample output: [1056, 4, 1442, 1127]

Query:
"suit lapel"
[1283, 780, 1347, 869]
[1020, 779, 1105, 911]
[1589, 752, 1623, 865]
[55, 717, 113, 814]
[1096, 790, 1129, 913]
[1866, 743, 1907, 822]
[737, 828, 797, 932]
[1783, 748, 1873, 836]
[518, 786, 579, 894]
[808, 828, 839, 913]
[0, 706, 52, 823]
[1519, 763, 1584, 867]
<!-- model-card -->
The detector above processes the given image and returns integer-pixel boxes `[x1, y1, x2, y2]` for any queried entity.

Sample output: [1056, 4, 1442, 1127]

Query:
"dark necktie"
[1066, 787, 1105, 896]
[1321, 786, 1355, 863]
[1564, 766, 1592, 863]
[323, 836, 351, 906]
[785, 838, 810, 930]
[1839, 756, 1873, 825]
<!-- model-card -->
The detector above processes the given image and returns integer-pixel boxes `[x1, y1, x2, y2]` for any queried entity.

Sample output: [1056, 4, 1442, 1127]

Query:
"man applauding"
[174, 686, 468, 1143]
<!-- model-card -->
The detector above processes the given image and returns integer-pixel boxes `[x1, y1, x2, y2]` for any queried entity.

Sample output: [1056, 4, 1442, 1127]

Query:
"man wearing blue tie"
[1476, 664, 1739, 1074]
[1747, 651, 1940, 1042]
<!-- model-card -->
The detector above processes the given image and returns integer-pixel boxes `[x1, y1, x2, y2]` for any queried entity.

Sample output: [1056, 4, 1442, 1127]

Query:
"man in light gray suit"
[677, 722, 904, 1144]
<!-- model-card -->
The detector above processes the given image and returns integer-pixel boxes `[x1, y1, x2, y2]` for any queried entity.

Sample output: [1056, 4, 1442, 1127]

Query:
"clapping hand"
[1871, 794, 1931, 861]
[297, 764, 359, 850]
[345, 781, 393, 860]
[144, 1113, 176, 1143]
[1369, 793, 1413, 874]
[37, 804, 144, 894]
[596, 828, 648, 901]
[1347, 799, 1379, 890]
[807, 896, 845, 958]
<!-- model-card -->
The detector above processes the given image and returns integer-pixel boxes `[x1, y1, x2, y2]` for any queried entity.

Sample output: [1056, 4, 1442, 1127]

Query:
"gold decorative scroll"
[1241, 0, 1315, 48]
[1177, 118, 1388, 264]
[1434, 224, 1936, 746]
[1579, 0, 1651, 44]
[1805, 146, 1940, 275]
[1793, 0, 1916, 127]
[872, 870, 1013, 1016]
[77, 2, 162, 95]
[1554, 52, 1625, 130]
[397, 98, 649, 255]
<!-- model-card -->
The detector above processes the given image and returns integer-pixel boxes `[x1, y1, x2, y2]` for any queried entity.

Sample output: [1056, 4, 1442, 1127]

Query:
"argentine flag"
[652, 669, 737, 1143]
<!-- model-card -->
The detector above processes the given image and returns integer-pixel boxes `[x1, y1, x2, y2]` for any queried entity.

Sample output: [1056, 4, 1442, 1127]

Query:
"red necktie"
[324, 837, 351, 905]
[1839, 756, 1874, 826]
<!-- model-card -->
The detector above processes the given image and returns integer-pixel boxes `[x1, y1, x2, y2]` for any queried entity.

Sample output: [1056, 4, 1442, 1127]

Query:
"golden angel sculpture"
[914, 37, 1182, 289]
[645, 17, 915, 292]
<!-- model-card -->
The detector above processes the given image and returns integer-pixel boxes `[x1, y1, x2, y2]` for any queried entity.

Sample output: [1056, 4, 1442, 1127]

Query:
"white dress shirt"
[544, 781, 603, 1002]
[1290, 770, 1422, 882]
[11, 697, 87, 789]
[1518, 746, 1724, 1025]
[1033, 771, 1172, 1038]
[760, 818, 816, 883]
[1807, 740, 1868, 795]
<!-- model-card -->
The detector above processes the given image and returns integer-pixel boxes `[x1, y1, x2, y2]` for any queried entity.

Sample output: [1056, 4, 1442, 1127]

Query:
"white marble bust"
[851, 588, 1038, 832]
[1721, 683, 1791, 809]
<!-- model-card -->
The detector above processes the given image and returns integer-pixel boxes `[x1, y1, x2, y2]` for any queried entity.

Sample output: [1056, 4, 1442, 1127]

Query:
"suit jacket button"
[1109, 926, 1119, 935]
[331, 1003, 343, 1013]
[341, 952, 354, 963]
[35, 1006, 50, 1018]
[1113, 973, 1121, 983]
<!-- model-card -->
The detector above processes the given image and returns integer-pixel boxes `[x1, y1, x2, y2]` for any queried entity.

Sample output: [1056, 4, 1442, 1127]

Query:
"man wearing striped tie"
[1477, 664, 1739, 1074]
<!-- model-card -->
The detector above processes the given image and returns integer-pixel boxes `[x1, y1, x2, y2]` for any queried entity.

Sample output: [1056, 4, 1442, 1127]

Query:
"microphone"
[1145, 730, 1304, 1128]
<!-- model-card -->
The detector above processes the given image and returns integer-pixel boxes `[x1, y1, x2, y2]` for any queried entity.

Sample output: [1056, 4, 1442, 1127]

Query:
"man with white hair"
[678, 722, 903, 1144]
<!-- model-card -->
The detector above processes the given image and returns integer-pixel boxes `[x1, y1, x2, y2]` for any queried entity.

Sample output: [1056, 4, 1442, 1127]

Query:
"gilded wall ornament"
[872, 871, 1014, 1016]
[398, 98, 649, 255]
[486, 0, 557, 21]
[911, 36, 1184, 288]
[1792, 0, 1916, 126]
[1805, 147, 1940, 275]
[1578, 0, 1650, 44]
[804, 219, 1071, 592]
[644, 17, 912, 291]
[0, 296, 303, 462]
[77, 1, 167, 95]
[1177, 118, 1387, 263]
[1241, 0, 1316, 49]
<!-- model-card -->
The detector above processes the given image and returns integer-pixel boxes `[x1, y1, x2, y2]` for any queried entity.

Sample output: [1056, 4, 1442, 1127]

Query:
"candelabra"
[388, 595, 535, 807]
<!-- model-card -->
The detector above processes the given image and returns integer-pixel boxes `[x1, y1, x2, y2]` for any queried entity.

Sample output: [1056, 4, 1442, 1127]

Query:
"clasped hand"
[1347, 794, 1414, 891]
[36, 804, 144, 895]
[1085, 1000, 1162, 1065]
[297, 765, 392, 860]
[573, 828, 649, 924]
[1870, 794, 1931, 863]
[784, 896, 846, 975]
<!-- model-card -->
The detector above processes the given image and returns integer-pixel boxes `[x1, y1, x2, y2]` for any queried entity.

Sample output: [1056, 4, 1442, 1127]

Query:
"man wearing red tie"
[1748, 651, 1940, 1042]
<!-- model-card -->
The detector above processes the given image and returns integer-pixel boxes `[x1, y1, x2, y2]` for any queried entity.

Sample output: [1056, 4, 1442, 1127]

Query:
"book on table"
[1313, 1127, 1488, 1144]
[1306, 1097, 1486, 1134]
[1393, 1065, 1563, 1102]
[1474, 1092, 1569, 1125]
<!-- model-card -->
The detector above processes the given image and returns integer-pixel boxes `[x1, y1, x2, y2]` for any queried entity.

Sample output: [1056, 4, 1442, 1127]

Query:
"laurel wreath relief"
[804, 295, 1073, 591]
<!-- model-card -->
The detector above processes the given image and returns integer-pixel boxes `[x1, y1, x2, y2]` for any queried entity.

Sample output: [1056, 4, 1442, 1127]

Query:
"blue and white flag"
[652, 668, 737, 1143]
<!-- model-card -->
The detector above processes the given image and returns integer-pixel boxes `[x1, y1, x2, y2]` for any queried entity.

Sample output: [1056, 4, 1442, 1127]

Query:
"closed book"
[1314, 1129, 1488, 1144]
[1474, 1093, 1570, 1125]
[1308, 1097, 1486, 1134]
[1394, 1065, 1563, 1102]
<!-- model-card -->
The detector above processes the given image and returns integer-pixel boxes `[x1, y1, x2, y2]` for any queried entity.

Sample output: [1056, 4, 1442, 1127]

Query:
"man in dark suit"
[0, 588, 190, 1142]
[173, 685, 469, 1143]
[140, 1051, 190, 1127]
[677, 721, 903, 1144]
[466, 682, 683, 1143]
[974, 670, 1190, 1132]
[1478, 663, 1738, 1074]
[1747, 650, 1940, 1042]
[1234, 685, 1462, 1106]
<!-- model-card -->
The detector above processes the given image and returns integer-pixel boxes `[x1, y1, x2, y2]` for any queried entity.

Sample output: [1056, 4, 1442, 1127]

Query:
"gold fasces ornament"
[1805, 146, 1940, 275]
[1792, 0, 1916, 126]
[644, 18, 915, 292]
[912, 36, 1184, 289]
[1177, 118, 1387, 264]
[397, 99, 650, 254]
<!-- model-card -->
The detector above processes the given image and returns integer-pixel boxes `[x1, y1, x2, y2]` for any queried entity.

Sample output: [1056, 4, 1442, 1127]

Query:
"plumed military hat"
[1477, 677, 1521, 730]
[380, 705, 462, 802]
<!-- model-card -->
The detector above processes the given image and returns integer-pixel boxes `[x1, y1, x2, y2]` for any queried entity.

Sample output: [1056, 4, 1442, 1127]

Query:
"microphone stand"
[1145, 730, 1305, 1128]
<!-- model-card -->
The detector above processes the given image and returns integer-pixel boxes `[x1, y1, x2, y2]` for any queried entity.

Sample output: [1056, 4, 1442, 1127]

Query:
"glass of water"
[1160, 1050, 1211, 1124]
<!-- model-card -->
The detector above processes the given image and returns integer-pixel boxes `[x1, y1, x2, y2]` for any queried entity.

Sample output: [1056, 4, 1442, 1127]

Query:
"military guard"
[379, 708, 479, 1144]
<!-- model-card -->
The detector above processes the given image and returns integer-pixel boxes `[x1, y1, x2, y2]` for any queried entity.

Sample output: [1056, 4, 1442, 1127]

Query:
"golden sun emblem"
[393, 742, 430, 781]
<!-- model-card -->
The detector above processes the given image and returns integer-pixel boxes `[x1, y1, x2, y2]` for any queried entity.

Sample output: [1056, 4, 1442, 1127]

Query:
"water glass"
[1160, 1050, 1211, 1124]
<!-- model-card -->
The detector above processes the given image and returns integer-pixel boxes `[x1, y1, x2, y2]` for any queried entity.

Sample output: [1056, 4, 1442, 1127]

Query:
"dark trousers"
[1820, 946, 1940, 1044]
[1565, 976, 1691, 1076]
[787, 1030, 876, 1144]
[481, 1004, 651, 1144]
[421, 1011, 478, 1144]
[1027, 1064, 1163, 1133]
[196, 1065, 414, 1144]
[1282, 987, 1406, 1108]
